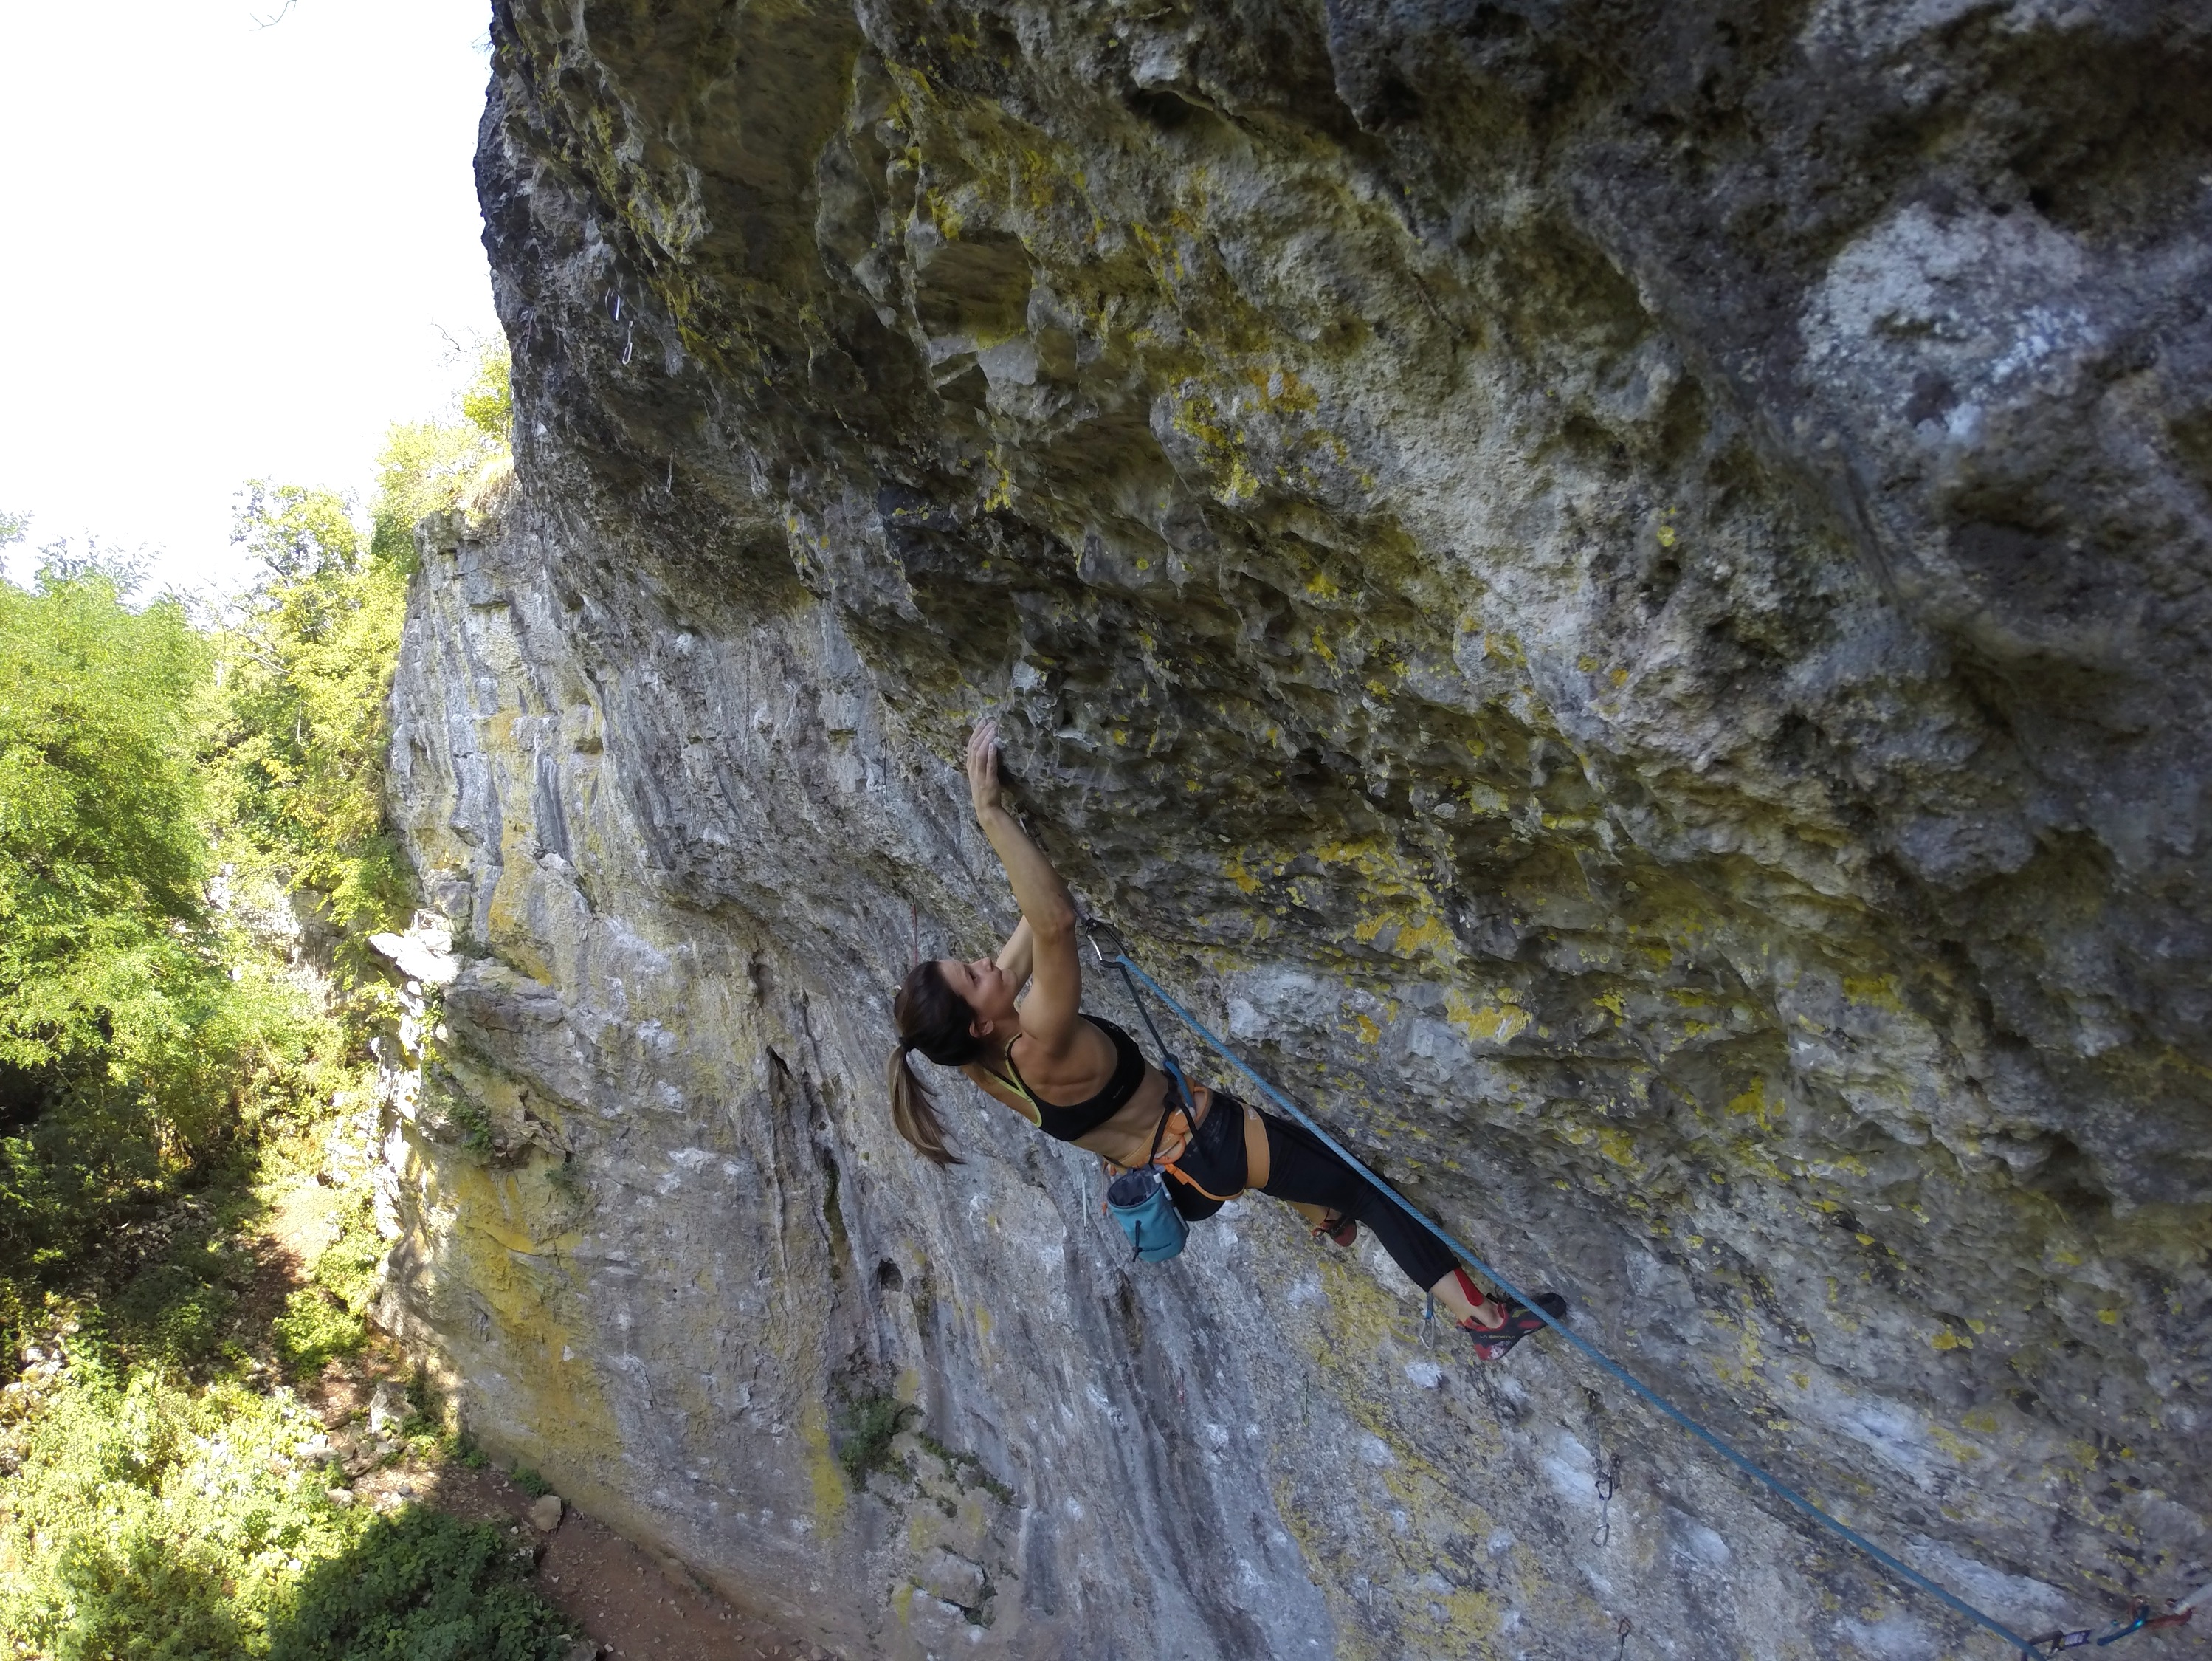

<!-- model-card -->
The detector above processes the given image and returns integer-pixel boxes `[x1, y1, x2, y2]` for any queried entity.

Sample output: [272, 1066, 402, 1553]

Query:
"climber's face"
[937, 955, 1019, 1036]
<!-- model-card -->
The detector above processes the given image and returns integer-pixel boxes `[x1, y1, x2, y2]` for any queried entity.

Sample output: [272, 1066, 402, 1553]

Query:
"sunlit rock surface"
[377, 2, 2212, 1655]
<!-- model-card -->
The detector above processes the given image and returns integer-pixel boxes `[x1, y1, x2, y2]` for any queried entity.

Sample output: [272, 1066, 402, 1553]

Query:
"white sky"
[0, 0, 498, 599]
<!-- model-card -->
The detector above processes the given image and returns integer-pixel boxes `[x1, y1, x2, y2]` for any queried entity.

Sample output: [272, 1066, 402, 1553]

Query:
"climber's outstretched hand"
[967, 718, 1003, 822]
[962, 718, 1081, 1057]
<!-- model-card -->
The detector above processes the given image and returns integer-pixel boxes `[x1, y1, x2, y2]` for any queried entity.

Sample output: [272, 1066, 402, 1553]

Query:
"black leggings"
[1167, 1093, 1459, 1294]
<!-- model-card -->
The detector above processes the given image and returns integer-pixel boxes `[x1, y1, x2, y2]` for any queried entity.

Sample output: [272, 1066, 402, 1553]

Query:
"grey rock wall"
[377, 2, 2212, 1657]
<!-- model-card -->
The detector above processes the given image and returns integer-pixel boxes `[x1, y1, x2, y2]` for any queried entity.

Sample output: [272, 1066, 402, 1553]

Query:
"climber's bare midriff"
[965, 1063, 1272, 1186]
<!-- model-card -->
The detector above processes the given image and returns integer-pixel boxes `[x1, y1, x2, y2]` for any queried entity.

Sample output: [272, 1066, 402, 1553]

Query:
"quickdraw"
[1593, 1448, 1624, 1548]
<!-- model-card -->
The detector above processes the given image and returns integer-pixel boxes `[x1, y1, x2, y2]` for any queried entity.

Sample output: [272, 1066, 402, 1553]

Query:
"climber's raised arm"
[966, 721, 1081, 1058]
[995, 917, 1036, 994]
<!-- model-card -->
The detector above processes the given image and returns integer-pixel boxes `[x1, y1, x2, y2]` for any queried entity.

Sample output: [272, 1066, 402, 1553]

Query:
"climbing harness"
[1593, 1448, 1624, 1548]
[1083, 924, 1247, 1261]
[1080, 921, 2062, 1658]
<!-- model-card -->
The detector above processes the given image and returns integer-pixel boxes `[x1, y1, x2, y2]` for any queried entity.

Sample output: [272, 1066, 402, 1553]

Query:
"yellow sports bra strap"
[979, 1059, 1044, 1127]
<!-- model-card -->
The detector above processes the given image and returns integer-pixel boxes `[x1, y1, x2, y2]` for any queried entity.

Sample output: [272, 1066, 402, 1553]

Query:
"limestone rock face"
[378, 2, 2212, 1656]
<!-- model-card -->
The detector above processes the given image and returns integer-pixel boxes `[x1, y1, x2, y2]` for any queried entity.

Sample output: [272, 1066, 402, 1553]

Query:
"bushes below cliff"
[0, 1314, 571, 1660]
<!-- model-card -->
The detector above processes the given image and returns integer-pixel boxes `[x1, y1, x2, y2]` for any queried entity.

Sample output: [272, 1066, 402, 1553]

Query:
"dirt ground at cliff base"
[427, 1460, 843, 1661]
[262, 1173, 841, 1661]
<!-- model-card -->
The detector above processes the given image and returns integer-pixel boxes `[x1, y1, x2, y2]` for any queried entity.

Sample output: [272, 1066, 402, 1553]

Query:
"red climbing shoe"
[1461, 1289, 1568, 1363]
[1310, 1210, 1357, 1249]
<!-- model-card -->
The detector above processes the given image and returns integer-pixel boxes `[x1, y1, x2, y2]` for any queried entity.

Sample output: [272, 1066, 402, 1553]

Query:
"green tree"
[0, 351, 571, 1661]
[0, 342, 514, 1273]
[210, 483, 412, 959]
[369, 340, 511, 563]
[0, 555, 209, 1065]
[211, 340, 511, 965]
[0, 553, 291, 1264]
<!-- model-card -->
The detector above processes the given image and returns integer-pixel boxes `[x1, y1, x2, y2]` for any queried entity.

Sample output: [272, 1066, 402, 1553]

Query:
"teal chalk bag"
[1106, 1166, 1188, 1261]
[1103, 1045, 1197, 1262]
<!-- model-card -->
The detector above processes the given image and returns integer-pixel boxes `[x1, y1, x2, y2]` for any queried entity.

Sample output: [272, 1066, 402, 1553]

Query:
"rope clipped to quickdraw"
[1081, 920, 2050, 1660]
[1613, 1615, 1632, 1660]
[1086, 922, 1196, 1119]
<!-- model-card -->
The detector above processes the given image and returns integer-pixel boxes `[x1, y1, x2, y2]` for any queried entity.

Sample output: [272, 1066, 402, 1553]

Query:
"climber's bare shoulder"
[962, 1063, 1044, 1127]
[1010, 1014, 1120, 1098]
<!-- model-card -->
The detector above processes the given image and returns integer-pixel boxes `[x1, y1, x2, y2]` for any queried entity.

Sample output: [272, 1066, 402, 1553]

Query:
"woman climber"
[885, 721, 1567, 1362]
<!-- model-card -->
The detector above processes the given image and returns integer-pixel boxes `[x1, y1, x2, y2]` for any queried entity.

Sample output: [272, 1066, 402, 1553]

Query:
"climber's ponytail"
[888, 959, 985, 1168]
[887, 1041, 962, 1167]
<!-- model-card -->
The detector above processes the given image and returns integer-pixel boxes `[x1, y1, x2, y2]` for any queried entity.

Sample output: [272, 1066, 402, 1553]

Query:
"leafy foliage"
[0, 558, 213, 1073]
[0, 557, 334, 1274]
[0, 343, 542, 1659]
[311, 1189, 387, 1313]
[0, 337, 514, 1287]
[207, 484, 414, 959]
[271, 1286, 368, 1375]
[266, 1507, 573, 1661]
[0, 1361, 361, 1655]
[506, 1462, 554, 1500]
[0, 1349, 571, 1661]
[836, 1394, 917, 1486]
[368, 341, 511, 565]
[210, 341, 513, 970]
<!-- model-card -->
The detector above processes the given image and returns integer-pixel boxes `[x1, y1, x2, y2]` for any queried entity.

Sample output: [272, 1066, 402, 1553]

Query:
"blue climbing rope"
[1097, 939, 2044, 1660]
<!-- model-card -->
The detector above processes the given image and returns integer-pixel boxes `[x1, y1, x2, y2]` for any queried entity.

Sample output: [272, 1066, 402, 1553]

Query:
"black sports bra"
[983, 1017, 1148, 1143]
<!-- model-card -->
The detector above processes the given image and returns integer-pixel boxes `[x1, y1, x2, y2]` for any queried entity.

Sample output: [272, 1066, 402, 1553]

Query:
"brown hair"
[887, 960, 984, 1167]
